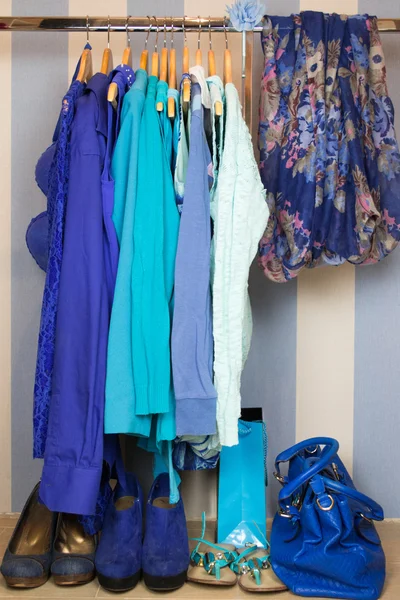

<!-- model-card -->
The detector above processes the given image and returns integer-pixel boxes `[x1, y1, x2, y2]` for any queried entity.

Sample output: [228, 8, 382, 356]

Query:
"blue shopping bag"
[217, 420, 267, 548]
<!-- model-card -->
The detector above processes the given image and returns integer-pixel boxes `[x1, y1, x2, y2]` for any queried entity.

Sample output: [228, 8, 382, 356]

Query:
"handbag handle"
[275, 437, 339, 506]
[276, 438, 384, 521]
[321, 476, 384, 521]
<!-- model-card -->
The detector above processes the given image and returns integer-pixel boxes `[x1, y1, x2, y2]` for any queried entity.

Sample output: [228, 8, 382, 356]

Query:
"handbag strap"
[275, 437, 339, 504]
[321, 476, 384, 521]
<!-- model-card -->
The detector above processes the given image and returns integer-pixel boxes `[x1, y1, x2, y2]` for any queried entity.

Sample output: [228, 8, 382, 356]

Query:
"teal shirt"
[105, 69, 150, 435]
[132, 75, 180, 419]
[137, 78, 181, 502]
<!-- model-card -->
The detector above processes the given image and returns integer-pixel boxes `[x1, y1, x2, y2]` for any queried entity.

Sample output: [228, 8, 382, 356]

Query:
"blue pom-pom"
[226, 0, 265, 32]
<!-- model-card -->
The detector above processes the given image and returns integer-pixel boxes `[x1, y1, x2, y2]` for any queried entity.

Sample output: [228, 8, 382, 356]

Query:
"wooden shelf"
[0, 515, 398, 598]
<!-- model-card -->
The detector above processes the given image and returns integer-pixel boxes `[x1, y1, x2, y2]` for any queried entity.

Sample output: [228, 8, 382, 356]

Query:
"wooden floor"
[0, 515, 399, 599]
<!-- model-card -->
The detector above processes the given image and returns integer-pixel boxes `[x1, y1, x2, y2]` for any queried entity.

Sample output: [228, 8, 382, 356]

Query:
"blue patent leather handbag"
[270, 438, 385, 599]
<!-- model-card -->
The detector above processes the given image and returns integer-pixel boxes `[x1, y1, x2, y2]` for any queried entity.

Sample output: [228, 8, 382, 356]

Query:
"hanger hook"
[107, 15, 110, 49]
[86, 15, 90, 43]
[145, 16, 152, 49]
[171, 16, 174, 49]
[224, 16, 228, 49]
[153, 16, 159, 52]
[208, 16, 212, 50]
[198, 16, 201, 50]
[183, 15, 187, 46]
[163, 17, 167, 48]
[126, 15, 131, 47]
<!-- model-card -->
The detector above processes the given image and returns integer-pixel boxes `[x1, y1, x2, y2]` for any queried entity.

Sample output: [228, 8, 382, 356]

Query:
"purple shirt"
[171, 82, 217, 436]
[33, 78, 85, 459]
[40, 73, 112, 515]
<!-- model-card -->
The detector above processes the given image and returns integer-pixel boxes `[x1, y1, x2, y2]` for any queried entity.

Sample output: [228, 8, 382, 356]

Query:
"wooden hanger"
[108, 16, 132, 104]
[223, 17, 232, 85]
[167, 18, 177, 118]
[195, 17, 202, 66]
[100, 16, 113, 76]
[77, 49, 93, 82]
[182, 16, 191, 106]
[208, 17, 223, 117]
[157, 20, 168, 112]
[77, 16, 93, 83]
[140, 16, 152, 70]
[151, 16, 159, 77]
[122, 15, 132, 67]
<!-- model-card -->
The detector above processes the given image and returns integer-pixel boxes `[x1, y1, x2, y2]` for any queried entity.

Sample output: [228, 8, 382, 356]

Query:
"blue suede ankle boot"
[142, 473, 189, 591]
[95, 473, 143, 592]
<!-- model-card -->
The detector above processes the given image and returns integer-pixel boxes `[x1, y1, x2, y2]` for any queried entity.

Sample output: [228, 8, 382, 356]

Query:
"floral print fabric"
[258, 12, 400, 282]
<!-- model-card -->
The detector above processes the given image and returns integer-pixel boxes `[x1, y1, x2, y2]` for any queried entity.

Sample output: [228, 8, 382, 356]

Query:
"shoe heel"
[97, 570, 141, 592]
[143, 569, 187, 591]
[3, 573, 48, 589]
[53, 571, 95, 586]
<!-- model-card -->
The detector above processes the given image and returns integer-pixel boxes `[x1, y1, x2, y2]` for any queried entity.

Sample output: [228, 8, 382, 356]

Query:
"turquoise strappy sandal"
[230, 543, 287, 593]
[187, 513, 238, 586]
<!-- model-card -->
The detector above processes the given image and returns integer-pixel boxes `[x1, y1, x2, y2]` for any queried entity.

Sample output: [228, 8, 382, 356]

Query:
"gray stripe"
[247, 16, 298, 516]
[11, 0, 68, 511]
[353, 25, 400, 517]
[241, 265, 297, 516]
[354, 254, 400, 517]
[266, 0, 300, 14]
[358, 0, 395, 17]
[128, 0, 183, 74]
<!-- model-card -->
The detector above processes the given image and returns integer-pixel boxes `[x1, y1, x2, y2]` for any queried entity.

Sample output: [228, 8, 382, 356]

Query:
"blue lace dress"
[33, 77, 85, 458]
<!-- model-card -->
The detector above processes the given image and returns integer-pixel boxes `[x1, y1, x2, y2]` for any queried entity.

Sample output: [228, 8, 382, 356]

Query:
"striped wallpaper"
[1, 0, 399, 519]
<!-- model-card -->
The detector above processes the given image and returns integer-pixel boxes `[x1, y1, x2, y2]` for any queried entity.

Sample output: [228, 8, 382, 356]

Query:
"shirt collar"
[111, 64, 135, 87]
[86, 73, 109, 138]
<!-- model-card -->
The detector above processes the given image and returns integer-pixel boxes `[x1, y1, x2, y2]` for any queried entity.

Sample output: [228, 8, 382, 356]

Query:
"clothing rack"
[1, 16, 399, 132]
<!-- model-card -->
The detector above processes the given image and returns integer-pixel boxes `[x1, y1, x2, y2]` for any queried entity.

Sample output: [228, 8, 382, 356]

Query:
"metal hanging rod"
[0, 16, 399, 33]
[0, 16, 238, 33]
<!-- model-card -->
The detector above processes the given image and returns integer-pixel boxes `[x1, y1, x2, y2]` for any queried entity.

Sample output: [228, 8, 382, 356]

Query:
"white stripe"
[296, 264, 355, 472]
[300, 0, 357, 10]
[296, 0, 358, 472]
[0, 0, 12, 513]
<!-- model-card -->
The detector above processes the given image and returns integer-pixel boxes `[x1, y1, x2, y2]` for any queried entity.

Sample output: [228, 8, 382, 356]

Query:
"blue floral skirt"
[258, 12, 400, 282]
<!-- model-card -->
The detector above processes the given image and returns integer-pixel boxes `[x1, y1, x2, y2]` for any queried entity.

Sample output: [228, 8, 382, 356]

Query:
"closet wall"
[1, 0, 399, 517]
